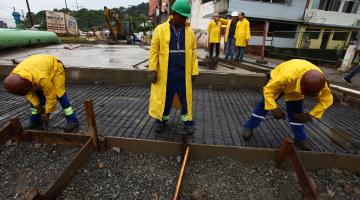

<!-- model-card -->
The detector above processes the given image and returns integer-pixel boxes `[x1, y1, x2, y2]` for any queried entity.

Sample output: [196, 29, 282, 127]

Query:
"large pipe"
[0, 29, 60, 49]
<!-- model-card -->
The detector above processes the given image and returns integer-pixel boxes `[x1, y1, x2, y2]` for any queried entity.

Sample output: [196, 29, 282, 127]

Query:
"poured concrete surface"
[0, 83, 359, 155]
[0, 44, 259, 75]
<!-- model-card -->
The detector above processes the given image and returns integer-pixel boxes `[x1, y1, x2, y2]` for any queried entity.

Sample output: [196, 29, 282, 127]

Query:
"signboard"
[46, 11, 78, 35]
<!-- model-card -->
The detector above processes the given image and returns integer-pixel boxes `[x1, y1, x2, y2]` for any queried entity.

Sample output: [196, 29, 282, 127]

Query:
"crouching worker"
[3, 54, 79, 132]
[148, 0, 199, 135]
[242, 59, 333, 151]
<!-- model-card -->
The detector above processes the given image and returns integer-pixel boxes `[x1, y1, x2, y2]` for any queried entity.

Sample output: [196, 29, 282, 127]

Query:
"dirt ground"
[0, 142, 79, 200]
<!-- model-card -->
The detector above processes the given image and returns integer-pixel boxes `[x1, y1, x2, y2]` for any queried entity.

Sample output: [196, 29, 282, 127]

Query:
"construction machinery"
[103, 6, 122, 41]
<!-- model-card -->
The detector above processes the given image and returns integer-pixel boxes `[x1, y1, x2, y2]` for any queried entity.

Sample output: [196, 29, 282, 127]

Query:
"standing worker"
[148, 0, 199, 135]
[234, 12, 251, 62]
[224, 12, 239, 61]
[242, 59, 333, 151]
[3, 55, 79, 132]
[207, 13, 222, 58]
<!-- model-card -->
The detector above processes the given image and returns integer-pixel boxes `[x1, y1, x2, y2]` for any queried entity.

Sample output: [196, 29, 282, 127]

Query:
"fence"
[246, 30, 351, 64]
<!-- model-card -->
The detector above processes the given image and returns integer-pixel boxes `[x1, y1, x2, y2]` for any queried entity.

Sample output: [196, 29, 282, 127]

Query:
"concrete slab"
[0, 44, 259, 76]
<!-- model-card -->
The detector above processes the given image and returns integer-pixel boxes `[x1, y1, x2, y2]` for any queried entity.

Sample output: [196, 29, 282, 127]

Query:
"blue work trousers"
[235, 46, 245, 62]
[226, 37, 235, 60]
[30, 89, 78, 123]
[345, 64, 360, 81]
[244, 96, 306, 141]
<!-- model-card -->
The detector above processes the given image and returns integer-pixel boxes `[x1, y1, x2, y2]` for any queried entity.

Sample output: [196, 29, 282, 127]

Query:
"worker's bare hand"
[148, 71, 157, 84]
[34, 105, 45, 115]
[271, 108, 285, 120]
[294, 113, 313, 123]
[41, 113, 50, 123]
[192, 75, 197, 82]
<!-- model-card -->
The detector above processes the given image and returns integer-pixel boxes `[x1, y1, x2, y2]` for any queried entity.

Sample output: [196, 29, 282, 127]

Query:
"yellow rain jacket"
[220, 19, 234, 43]
[235, 18, 251, 47]
[12, 54, 66, 114]
[149, 18, 199, 121]
[263, 59, 333, 119]
[207, 20, 222, 43]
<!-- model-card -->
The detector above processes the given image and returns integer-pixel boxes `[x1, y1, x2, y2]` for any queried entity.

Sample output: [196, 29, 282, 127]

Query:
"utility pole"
[25, 0, 34, 27]
[65, 0, 68, 12]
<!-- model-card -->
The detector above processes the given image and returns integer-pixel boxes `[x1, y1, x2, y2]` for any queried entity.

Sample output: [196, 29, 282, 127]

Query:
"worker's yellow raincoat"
[220, 19, 232, 43]
[264, 59, 333, 119]
[235, 18, 251, 47]
[207, 20, 222, 43]
[12, 54, 65, 114]
[149, 18, 199, 121]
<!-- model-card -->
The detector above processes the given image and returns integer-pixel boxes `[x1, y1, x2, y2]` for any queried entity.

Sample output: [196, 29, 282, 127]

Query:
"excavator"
[104, 6, 123, 41]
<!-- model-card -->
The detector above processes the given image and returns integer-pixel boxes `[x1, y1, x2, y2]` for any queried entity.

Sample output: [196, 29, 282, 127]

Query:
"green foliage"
[28, 2, 150, 32]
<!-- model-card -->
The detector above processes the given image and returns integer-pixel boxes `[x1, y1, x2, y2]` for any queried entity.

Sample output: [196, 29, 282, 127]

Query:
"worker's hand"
[148, 71, 157, 84]
[34, 105, 45, 115]
[192, 75, 197, 82]
[246, 40, 249, 46]
[270, 108, 285, 120]
[41, 113, 50, 123]
[294, 113, 313, 123]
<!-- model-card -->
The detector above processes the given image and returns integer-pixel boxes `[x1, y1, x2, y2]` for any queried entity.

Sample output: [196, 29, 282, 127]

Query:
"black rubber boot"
[184, 125, 195, 135]
[28, 121, 43, 130]
[294, 140, 311, 151]
[242, 128, 253, 141]
[63, 122, 79, 133]
[154, 120, 165, 133]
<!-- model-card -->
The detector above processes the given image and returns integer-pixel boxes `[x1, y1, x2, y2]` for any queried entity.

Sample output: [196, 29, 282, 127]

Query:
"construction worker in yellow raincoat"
[3, 54, 79, 132]
[207, 13, 221, 58]
[234, 12, 251, 62]
[242, 59, 333, 151]
[148, 0, 198, 135]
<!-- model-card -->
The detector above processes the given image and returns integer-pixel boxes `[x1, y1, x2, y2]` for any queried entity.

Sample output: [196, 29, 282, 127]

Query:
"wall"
[190, 0, 214, 31]
[304, 9, 360, 28]
[228, 0, 307, 22]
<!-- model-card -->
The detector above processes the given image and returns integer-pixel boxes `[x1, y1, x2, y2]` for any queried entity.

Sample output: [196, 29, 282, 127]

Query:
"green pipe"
[0, 28, 60, 49]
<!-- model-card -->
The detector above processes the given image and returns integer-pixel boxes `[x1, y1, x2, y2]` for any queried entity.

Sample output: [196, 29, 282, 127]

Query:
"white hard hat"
[231, 11, 238, 17]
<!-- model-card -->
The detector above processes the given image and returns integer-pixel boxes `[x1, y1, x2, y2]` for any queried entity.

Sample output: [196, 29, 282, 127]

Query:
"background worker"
[234, 12, 251, 62]
[224, 11, 239, 61]
[343, 64, 360, 83]
[148, 0, 199, 135]
[207, 13, 221, 58]
[3, 54, 79, 132]
[242, 59, 333, 151]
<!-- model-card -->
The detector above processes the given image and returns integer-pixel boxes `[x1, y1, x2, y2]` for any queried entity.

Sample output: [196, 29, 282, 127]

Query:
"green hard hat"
[171, 0, 191, 18]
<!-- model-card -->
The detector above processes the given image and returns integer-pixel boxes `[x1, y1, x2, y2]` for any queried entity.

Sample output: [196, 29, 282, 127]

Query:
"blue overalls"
[158, 24, 192, 126]
[30, 90, 78, 124]
[244, 95, 306, 142]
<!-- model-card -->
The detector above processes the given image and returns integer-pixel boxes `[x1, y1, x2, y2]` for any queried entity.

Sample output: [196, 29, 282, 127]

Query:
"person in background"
[223, 14, 232, 56]
[207, 13, 221, 58]
[343, 64, 360, 83]
[234, 12, 251, 62]
[224, 11, 239, 61]
[242, 59, 333, 151]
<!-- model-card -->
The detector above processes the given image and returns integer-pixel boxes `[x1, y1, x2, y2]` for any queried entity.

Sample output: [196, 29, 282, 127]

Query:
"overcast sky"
[0, 0, 147, 27]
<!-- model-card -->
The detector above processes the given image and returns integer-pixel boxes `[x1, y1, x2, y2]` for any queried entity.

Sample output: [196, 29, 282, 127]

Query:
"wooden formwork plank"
[84, 99, 99, 150]
[0, 118, 23, 144]
[44, 139, 94, 199]
[26, 130, 90, 147]
[173, 146, 190, 200]
[277, 139, 318, 200]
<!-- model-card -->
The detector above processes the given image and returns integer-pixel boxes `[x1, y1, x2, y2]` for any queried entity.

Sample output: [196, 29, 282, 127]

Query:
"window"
[243, 0, 291, 4]
[305, 28, 321, 39]
[268, 22, 297, 38]
[332, 31, 349, 40]
[202, 0, 212, 4]
[315, 0, 341, 11]
[350, 31, 358, 41]
[342, 1, 360, 13]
